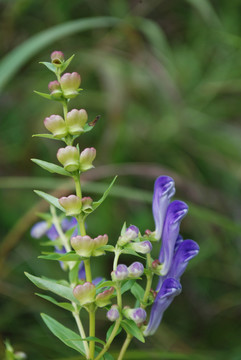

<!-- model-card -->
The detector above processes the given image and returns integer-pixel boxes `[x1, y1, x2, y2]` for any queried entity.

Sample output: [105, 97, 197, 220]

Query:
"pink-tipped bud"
[44, 114, 67, 138]
[66, 109, 88, 135]
[123, 307, 147, 325]
[58, 195, 82, 216]
[79, 147, 96, 172]
[57, 146, 79, 172]
[81, 197, 93, 213]
[71, 235, 94, 257]
[118, 225, 139, 246]
[107, 305, 120, 321]
[51, 51, 64, 64]
[92, 234, 108, 256]
[48, 80, 62, 99]
[60, 72, 81, 99]
[128, 262, 144, 278]
[130, 240, 152, 254]
[151, 259, 163, 275]
[73, 282, 96, 305]
[96, 287, 115, 307]
[111, 264, 129, 281]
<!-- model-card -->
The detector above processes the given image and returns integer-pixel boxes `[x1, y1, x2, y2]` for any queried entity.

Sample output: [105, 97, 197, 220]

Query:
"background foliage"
[1, 0, 241, 359]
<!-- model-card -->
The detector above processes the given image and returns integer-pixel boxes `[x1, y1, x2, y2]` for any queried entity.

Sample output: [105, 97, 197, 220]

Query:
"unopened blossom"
[123, 307, 147, 325]
[66, 109, 88, 135]
[58, 195, 82, 216]
[128, 262, 144, 278]
[112, 264, 129, 281]
[79, 147, 96, 172]
[130, 240, 152, 254]
[51, 50, 64, 64]
[96, 287, 115, 307]
[48, 80, 62, 99]
[60, 72, 81, 98]
[44, 114, 67, 138]
[57, 146, 80, 172]
[118, 225, 139, 246]
[71, 234, 108, 257]
[73, 282, 96, 306]
[107, 305, 120, 321]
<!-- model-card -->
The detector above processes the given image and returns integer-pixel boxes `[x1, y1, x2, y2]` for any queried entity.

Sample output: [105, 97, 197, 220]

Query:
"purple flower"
[112, 264, 129, 281]
[156, 239, 199, 291]
[123, 307, 147, 325]
[144, 278, 182, 336]
[152, 176, 175, 241]
[107, 305, 120, 321]
[128, 262, 144, 278]
[159, 201, 188, 276]
[30, 221, 49, 239]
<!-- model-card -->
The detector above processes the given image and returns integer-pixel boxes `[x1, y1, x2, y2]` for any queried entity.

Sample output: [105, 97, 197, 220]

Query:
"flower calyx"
[71, 234, 108, 257]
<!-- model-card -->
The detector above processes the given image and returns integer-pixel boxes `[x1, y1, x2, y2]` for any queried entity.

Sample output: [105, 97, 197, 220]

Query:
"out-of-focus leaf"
[36, 293, 75, 312]
[31, 159, 71, 176]
[34, 190, 65, 212]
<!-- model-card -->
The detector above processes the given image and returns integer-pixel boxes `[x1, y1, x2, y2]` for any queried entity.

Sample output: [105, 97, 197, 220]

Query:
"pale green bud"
[96, 286, 114, 307]
[51, 50, 64, 65]
[71, 235, 94, 257]
[58, 195, 82, 216]
[57, 146, 80, 172]
[66, 109, 88, 135]
[44, 114, 67, 138]
[48, 80, 62, 99]
[73, 282, 96, 305]
[60, 72, 81, 99]
[79, 147, 96, 171]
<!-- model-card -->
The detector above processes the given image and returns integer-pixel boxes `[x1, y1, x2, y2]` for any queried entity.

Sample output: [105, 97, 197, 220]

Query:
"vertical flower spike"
[144, 278, 182, 336]
[57, 146, 80, 172]
[73, 282, 96, 305]
[159, 200, 188, 276]
[66, 109, 88, 135]
[60, 72, 81, 98]
[152, 176, 176, 241]
[44, 114, 67, 138]
[79, 147, 96, 171]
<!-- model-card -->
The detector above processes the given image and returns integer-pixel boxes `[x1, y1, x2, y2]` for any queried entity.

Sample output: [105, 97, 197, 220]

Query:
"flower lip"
[178, 239, 200, 263]
[169, 201, 189, 224]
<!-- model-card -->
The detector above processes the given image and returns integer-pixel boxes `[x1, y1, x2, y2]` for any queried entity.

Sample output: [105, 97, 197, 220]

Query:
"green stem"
[50, 205, 71, 252]
[113, 248, 121, 271]
[117, 333, 133, 360]
[72, 303, 89, 357]
[89, 309, 96, 360]
[141, 253, 153, 308]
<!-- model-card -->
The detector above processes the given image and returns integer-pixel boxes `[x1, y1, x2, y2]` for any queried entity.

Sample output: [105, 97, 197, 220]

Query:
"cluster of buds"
[58, 195, 93, 216]
[111, 262, 144, 281]
[44, 109, 88, 138]
[117, 225, 152, 254]
[57, 146, 96, 172]
[71, 234, 108, 257]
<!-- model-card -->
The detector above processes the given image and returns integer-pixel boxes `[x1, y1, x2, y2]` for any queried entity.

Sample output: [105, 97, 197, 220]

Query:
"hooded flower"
[144, 278, 182, 336]
[158, 200, 188, 276]
[152, 176, 175, 241]
[156, 239, 199, 291]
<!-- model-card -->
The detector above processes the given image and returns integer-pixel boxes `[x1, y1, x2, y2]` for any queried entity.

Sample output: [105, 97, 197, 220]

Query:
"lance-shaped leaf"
[34, 190, 65, 212]
[38, 251, 84, 261]
[60, 54, 75, 73]
[25, 272, 78, 303]
[41, 313, 86, 355]
[121, 319, 145, 343]
[92, 176, 117, 210]
[144, 278, 182, 336]
[157, 239, 199, 291]
[39, 61, 57, 73]
[152, 176, 175, 241]
[32, 133, 59, 140]
[34, 90, 53, 100]
[36, 293, 75, 312]
[159, 200, 188, 276]
[32, 159, 71, 176]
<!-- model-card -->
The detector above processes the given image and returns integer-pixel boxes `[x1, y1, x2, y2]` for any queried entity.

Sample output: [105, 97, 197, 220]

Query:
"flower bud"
[128, 262, 144, 278]
[96, 286, 115, 307]
[60, 72, 81, 98]
[58, 195, 82, 216]
[130, 241, 152, 254]
[123, 307, 147, 325]
[79, 147, 96, 172]
[73, 282, 96, 305]
[71, 235, 94, 257]
[112, 264, 129, 281]
[81, 197, 93, 213]
[57, 146, 79, 172]
[48, 80, 62, 99]
[51, 50, 64, 64]
[44, 114, 67, 138]
[107, 305, 120, 321]
[66, 109, 88, 135]
[71, 234, 108, 257]
[118, 225, 139, 246]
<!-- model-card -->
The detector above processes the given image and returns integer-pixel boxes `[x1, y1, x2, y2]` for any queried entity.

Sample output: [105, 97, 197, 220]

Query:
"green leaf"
[121, 280, 135, 295]
[40, 240, 62, 247]
[36, 293, 75, 312]
[36, 211, 52, 221]
[34, 190, 65, 212]
[122, 247, 145, 259]
[41, 313, 86, 355]
[34, 90, 53, 100]
[32, 159, 71, 176]
[96, 280, 114, 291]
[83, 123, 95, 133]
[120, 222, 127, 236]
[38, 251, 83, 262]
[60, 54, 75, 73]
[25, 272, 78, 303]
[131, 283, 145, 302]
[39, 61, 57, 73]
[92, 176, 117, 210]
[106, 323, 122, 342]
[75, 336, 105, 346]
[69, 262, 80, 284]
[32, 133, 59, 140]
[97, 245, 115, 252]
[121, 319, 145, 343]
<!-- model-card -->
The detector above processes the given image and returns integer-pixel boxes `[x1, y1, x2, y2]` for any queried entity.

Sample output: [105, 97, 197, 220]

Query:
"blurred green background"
[1, 0, 241, 359]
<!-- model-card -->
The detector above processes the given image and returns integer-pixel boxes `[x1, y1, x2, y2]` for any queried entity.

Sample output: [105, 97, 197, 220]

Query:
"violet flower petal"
[46, 225, 59, 240]
[30, 221, 48, 239]
[159, 200, 188, 276]
[152, 176, 175, 241]
[144, 278, 182, 336]
[157, 239, 199, 291]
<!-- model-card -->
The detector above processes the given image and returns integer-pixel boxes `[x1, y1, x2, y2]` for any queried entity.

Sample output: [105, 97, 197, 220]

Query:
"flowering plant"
[27, 51, 199, 360]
